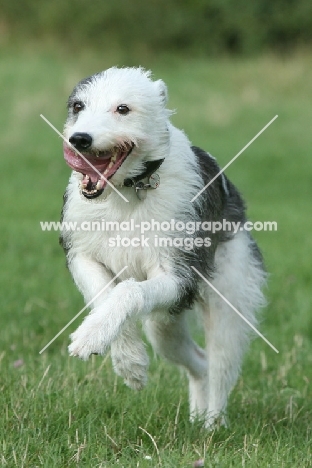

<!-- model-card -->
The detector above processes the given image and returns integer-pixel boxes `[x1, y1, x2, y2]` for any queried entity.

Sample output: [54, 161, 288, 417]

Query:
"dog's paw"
[68, 325, 107, 360]
[110, 321, 149, 390]
[68, 281, 144, 361]
[123, 368, 148, 391]
[68, 309, 122, 360]
[112, 354, 149, 391]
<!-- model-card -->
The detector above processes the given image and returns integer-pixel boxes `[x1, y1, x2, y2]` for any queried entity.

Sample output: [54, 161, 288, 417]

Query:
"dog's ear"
[155, 79, 168, 106]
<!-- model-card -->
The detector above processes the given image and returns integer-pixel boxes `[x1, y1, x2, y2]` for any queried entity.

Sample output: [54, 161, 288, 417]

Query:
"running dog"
[60, 67, 266, 428]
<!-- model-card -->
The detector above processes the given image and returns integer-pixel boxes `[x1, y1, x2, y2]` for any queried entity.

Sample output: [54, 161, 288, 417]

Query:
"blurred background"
[2, 0, 312, 55]
[0, 1, 312, 464]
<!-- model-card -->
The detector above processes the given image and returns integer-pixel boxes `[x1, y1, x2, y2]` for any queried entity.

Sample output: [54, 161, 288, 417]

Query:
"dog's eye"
[116, 104, 130, 115]
[73, 102, 84, 114]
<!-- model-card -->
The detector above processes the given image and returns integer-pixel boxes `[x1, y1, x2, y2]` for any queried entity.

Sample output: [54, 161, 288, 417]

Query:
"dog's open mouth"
[63, 142, 134, 199]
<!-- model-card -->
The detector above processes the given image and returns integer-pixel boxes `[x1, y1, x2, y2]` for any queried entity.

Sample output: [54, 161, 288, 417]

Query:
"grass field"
[0, 44, 311, 467]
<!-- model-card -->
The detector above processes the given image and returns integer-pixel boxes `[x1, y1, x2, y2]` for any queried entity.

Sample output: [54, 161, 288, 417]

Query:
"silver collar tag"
[135, 173, 160, 200]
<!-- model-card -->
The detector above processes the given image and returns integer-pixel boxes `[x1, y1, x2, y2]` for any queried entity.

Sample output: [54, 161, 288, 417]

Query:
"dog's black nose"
[69, 132, 93, 151]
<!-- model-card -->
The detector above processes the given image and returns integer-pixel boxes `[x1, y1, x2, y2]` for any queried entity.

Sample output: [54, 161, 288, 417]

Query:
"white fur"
[62, 67, 266, 429]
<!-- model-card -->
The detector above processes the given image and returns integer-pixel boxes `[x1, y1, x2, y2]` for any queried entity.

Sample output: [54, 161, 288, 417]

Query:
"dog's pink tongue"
[63, 144, 109, 183]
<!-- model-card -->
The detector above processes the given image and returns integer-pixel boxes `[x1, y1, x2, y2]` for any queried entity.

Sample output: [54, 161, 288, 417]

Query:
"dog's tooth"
[96, 180, 104, 190]
[108, 161, 114, 169]
[81, 175, 89, 188]
[111, 149, 118, 162]
[104, 169, 109, 175]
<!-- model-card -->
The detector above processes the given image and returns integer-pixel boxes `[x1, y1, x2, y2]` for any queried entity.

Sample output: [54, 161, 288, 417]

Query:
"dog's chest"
[64, 192, 171, 280]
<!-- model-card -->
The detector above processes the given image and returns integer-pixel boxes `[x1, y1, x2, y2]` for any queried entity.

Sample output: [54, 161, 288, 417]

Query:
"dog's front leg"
[110, 320, 149, 391]
[67, 255, 149, 383]
[69, 273, 179, 360]
[67, 253, 118, 360]
[68, 254, 116, 306]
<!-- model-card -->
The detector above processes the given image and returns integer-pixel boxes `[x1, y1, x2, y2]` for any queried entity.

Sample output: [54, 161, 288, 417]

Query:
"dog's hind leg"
[202, 232, 266, 429]
[144, 311, 209, 421]
[110, 320, 149, 391]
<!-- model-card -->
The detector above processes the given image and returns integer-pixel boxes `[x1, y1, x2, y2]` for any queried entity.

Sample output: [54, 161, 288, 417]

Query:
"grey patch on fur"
[168, 145, 263, 314]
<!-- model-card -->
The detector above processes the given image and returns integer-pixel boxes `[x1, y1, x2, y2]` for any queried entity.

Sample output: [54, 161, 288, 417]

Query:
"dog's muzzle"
[63, 139, 134, 199]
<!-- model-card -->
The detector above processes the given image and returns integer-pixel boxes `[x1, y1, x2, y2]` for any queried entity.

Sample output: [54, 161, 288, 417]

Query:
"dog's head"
[63, 67, 171, 198]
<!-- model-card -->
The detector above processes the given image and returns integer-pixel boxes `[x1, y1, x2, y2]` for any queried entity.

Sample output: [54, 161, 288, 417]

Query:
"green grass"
[0, 45, 312, 467]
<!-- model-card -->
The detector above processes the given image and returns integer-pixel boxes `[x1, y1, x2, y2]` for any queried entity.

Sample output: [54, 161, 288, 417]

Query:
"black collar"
[123, 159, 165, 187]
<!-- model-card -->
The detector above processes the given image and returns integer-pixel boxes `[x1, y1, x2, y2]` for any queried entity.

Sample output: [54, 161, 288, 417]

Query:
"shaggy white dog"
[60, 67, 266, 428]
